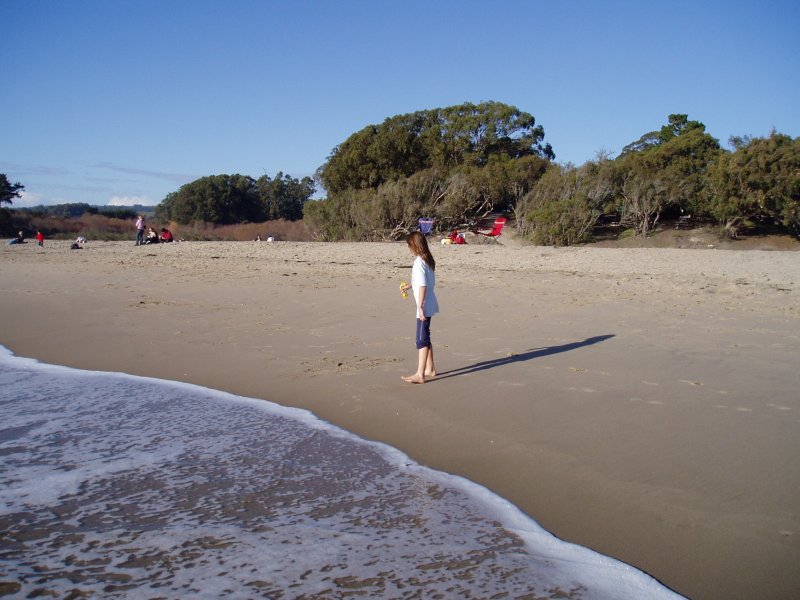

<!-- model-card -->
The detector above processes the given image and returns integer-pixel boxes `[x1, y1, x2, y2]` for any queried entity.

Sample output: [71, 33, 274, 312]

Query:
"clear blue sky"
[2, 0, 798, 207]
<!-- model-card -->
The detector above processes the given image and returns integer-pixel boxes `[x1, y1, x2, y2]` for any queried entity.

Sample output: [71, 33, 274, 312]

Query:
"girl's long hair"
[406, 231, 435, 271]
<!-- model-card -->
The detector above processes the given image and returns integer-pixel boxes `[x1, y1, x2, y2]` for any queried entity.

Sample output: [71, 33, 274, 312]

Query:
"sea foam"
[0, 347, 683, 598]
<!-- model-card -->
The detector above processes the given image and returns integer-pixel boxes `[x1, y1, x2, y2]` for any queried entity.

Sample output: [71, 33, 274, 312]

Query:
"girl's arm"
[417, 285, 427, 321]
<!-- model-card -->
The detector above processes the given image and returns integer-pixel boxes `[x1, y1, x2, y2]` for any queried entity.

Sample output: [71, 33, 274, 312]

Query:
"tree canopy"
[307, 102, 554, 240]
[706, 131, 800, 237]
[309, 110, 796, 243]
[513, 115, 798, 244]
[317, 101, 554, 195]
[615, 117, 798, 238]
[1, 174, 25, 206]
[4, 109, 796, 245]
[156, 172, 314, 225]
[620, 114, 709, 155]
[614, 114, 722, 235]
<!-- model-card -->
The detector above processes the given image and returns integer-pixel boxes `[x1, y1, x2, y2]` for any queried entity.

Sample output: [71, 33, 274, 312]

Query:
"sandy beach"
[2, 238, 798, 599]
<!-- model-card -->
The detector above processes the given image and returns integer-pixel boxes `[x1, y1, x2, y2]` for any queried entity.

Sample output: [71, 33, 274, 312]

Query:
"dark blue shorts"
[415, 317, 432, 349]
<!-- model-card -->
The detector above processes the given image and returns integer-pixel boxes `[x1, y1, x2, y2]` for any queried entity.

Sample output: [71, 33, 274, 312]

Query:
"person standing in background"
[135, 215, 145, 246]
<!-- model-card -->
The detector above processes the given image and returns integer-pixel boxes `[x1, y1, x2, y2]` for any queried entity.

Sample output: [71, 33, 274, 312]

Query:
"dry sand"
[1, 238, 799, 599]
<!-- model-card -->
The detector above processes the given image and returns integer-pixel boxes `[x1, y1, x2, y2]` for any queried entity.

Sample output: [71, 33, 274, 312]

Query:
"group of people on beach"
[7, 230, 50, 247]
[7, 230, 87, 249]
[135, 215, 173, 245]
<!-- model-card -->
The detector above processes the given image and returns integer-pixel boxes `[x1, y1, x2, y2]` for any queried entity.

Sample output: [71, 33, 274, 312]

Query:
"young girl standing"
[401, 231, 439, 384]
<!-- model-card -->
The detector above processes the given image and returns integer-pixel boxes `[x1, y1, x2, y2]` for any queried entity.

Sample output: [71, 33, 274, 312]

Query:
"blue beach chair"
[418, 218, 434, 235]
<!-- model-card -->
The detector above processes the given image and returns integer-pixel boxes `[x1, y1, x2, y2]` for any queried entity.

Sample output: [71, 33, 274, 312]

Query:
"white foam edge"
[0, 345, 683, 598]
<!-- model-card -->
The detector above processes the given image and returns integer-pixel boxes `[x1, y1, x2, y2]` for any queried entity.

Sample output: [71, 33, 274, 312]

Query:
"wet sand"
[1, 239, 799, 599]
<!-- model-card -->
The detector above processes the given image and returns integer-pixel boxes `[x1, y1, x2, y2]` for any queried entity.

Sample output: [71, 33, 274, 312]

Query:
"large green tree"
[621, 113, 709, 155]
[307, 102, 553, 240]
[615, 114, 721, 235]
[156, 173, 315, 225]
[1, 174, 25, 206]
[156, 175, 260, 224]
[257, 172, 315, 221]
[317, 101, 554, 195]
[707, 131, 800, 237]
[0, 174, 24, 234]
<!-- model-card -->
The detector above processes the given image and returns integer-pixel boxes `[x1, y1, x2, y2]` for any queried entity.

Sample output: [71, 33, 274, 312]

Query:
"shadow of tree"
[433, 335, 615, 381]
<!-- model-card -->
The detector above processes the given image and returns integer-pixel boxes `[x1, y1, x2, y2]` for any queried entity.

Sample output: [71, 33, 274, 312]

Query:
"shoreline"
[1, 240, 799, 599]
[1, 349, 682, 599]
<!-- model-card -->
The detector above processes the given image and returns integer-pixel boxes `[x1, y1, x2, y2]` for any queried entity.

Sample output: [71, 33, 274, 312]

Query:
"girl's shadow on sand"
[433, 335, 615, 381]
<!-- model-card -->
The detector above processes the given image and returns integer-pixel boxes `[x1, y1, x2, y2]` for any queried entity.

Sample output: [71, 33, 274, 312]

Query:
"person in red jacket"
[449, 229, 466, 244]
[160, 228, 174, 243]
[36, 231, 44, 246]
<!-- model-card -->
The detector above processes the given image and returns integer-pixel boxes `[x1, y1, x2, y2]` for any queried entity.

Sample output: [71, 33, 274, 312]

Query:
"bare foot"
[402, 374, 426, 384]
[424, 370, 436, 378]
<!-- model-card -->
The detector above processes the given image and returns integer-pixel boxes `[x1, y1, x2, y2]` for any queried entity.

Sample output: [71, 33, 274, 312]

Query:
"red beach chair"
[474, 217, 507, 241]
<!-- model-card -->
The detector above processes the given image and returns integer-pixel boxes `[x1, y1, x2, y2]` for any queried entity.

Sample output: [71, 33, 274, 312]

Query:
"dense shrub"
[516, 163, 605, 245]
[706, 132, 800, 237]
[528, 193, 599, 246]
[306, 155, 548, 241]
[173, 220, 312, 241]
[10, 213, 134, 240]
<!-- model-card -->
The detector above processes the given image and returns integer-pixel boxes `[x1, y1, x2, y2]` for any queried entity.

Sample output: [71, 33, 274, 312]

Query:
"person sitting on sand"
[70, 237, 85, 250]
[7, 231, 26, 245]
[144, 227, 159, 244]
[159, 228, 174, 243]
[401, 231, 439, 384]
[449, 230, 466, 244]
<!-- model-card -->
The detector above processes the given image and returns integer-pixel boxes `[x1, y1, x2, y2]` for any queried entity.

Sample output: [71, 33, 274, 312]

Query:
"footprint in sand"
[679, 379, 703, 386]
[630, 398, 664, 405]
[714, 405, 754, 412]
[766, 403, 792, 411]
[642, 380, 660, 386]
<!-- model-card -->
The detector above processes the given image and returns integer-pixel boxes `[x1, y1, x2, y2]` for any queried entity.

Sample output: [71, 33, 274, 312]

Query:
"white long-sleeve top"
[411, 256, 439, 318]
